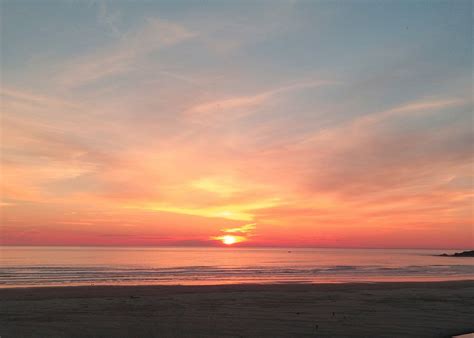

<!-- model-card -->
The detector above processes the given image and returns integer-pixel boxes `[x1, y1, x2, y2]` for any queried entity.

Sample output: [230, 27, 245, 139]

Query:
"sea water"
[1, 246, 473, 287]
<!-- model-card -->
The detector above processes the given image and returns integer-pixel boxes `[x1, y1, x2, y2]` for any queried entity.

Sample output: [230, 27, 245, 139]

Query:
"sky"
[0, 0, 472, 249]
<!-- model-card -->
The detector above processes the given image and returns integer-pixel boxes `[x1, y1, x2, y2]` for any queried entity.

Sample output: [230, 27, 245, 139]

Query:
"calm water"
[1, 247, 473, 288]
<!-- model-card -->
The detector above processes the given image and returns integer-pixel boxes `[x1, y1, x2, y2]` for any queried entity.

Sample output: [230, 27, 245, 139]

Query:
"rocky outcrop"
[439, 250, 474, 257]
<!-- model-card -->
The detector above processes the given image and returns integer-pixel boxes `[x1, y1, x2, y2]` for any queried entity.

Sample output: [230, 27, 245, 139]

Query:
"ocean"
[1, 246, 473, 288]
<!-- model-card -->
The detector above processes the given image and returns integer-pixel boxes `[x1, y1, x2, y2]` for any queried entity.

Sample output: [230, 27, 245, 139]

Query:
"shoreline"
[2, 278, 474, 292]
[2, 277, 474, 290]
[1, 279, 474, 292]
[2, 280, 473, 337]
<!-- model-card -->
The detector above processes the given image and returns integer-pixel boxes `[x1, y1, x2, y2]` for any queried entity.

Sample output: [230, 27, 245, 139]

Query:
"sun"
[222, 235, 238, 245]
[211, 234, 246, 245]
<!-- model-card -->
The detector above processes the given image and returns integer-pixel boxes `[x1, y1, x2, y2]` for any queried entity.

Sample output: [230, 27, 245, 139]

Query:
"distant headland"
[439, 250, 474, 257]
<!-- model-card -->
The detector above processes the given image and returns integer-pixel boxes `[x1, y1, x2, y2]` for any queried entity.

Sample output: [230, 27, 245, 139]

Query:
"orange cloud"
[222, 223, 256, 233]
[1, 82, 472, 249]
[210, 223, 257, 245]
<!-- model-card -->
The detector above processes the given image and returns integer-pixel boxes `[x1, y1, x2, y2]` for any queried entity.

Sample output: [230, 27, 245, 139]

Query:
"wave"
[1, 264, 473, 287]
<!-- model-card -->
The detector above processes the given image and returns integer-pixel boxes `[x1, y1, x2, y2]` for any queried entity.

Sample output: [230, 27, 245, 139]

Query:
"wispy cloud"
[97, 0, 122, 37]
[57, 18, 197, 87]
[211, 223, 257, 245]
[2, 0, 472, 248]
[222, 223, 256, 234]
[184, 80, 337, 122]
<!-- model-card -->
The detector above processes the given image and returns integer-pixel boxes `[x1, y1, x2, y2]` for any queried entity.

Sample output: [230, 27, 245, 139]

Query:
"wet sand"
[1, 281, 473, 337]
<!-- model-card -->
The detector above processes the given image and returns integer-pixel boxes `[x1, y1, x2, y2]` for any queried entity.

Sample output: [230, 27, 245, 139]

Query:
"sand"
[1, 281, 473, 337]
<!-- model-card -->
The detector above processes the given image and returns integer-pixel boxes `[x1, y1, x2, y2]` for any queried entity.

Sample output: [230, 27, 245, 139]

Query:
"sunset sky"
[1, 0, 472, 248]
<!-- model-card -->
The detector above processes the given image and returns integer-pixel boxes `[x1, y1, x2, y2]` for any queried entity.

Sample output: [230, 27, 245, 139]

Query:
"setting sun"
[222, 235, 237, 245]
[211, 235, 246, 245]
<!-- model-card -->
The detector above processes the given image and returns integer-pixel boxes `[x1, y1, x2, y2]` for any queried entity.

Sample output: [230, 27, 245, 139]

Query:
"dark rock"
[453, 250, 474, 257]
[439, 250, 474, 257]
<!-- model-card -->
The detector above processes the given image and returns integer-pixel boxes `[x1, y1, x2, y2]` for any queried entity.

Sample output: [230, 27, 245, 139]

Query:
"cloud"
[97, 0, 122, 37]
[2, 0, 471, 248]
[222, 223, 256, 234]
[138, 199, 280, 222]
[3, 84, 470, 246]
[300, 97, 472, 195]
[244, 95, 473, 241]
[354, 98, 465, 127]
[57, 18, 197, 87]
[0, 87, 79, 111]
[211, 223, 257, 244]
[183, 80, 337, 123]
[0, 87, 109, 202]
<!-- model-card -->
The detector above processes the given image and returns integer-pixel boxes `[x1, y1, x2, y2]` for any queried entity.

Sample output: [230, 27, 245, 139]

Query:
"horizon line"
[0, 244, 471, 251]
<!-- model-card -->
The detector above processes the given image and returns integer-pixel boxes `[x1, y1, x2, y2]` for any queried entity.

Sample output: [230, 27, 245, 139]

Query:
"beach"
[1, 281, 473, 338]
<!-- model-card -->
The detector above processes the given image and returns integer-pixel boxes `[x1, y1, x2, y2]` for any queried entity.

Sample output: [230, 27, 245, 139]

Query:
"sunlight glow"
[137, 198, 281, 221]
[222, 235, 238, 245]
[211, 234, 246, 245]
